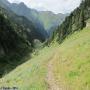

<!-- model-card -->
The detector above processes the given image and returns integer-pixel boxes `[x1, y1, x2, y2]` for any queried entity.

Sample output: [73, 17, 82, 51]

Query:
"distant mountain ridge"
[38, 11, 67, 30]
[0, 6, 48, 76]
[0, 0, 48, 38]
[0, 0, 67, 36]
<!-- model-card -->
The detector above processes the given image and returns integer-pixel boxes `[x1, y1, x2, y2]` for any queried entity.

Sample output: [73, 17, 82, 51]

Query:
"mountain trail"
[46, 51, 63, 90]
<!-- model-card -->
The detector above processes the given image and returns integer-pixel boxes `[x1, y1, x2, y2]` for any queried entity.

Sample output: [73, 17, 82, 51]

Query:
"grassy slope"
[52, 26, 90, 90]
[0, 24, 90, 90]
[0, 43, 59, 90]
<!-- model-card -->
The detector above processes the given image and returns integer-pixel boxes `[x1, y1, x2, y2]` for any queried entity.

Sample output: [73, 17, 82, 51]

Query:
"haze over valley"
[0, 0, 90, 90]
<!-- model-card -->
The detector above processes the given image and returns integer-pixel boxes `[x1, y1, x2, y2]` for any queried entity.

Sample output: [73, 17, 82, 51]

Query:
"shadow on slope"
[0, 10, 32, 78]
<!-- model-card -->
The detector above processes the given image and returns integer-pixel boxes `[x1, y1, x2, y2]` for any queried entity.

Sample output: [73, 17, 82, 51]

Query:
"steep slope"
[0, 13, 29, 55]
[0, 12, 31, 76]
[0, 41, 58, 90]
[9, 2, 67, 33]
[55, 0, 90, 42]
[0, 0, 48, 39]
[0, 20, 90, 90]
[9, 2, 48, 38]
[0, 6, 46, 45]
[0, 5, 48, 77]
[51, 24, 90, 90]
[0, 0, 89, 90]
[0, 0, 67, 36]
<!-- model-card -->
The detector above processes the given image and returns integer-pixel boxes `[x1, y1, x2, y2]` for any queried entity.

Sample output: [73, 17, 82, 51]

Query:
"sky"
[8, 0, 81, 14]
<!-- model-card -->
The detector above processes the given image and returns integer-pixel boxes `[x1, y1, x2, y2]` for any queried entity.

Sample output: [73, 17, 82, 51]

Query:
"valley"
[0, 24, 90, 90]
[0, 0, 90, 90]
[0, 0, 67, 37]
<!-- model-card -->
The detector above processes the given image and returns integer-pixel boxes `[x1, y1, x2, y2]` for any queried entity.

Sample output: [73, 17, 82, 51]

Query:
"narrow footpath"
[46, 52, 63, 90]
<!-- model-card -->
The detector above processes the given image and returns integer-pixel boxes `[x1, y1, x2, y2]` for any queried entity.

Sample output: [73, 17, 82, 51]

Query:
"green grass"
[0, 25, 90, 90]
[0, 43, 59, 90]
[52, 27, 90, 90]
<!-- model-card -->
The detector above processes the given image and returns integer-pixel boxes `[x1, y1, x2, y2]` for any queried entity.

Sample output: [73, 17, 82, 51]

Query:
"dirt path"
[46, 52, 62, 90]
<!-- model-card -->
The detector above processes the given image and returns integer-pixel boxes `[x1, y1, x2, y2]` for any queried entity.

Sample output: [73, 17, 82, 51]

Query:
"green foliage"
[0, 6, 46, 45]
[55, 0, 90, 43]
[0, 8, 32, 77]
[0, 2, 48, 77]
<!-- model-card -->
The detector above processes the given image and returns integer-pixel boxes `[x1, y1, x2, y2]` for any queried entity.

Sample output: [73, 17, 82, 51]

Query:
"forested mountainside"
[0, 7, 47, 45]
[0, 0, 90, 90]
[0, 0, 48, 77]
[0, 11, 31, 76]
[0, 0, 48, 39]
[0, 0, 67, 36]
[0, 6, 47, 76]
[0, 12, 30, 55]
[55, 0, 90, 42]
[9, 2, 67, 32]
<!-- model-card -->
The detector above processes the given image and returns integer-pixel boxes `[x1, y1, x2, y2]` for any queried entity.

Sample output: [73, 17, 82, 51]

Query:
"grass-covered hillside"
[0, 0, 90, 90]
[52, 26, 90, 90]
[0, 43, 59, 90]
[0, 22, 90, 90]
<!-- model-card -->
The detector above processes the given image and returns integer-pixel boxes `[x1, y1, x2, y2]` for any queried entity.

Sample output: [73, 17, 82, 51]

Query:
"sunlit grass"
[0, 26, 90, 90]
[0, 43, 58, 90]
[52, 27, 90, 90]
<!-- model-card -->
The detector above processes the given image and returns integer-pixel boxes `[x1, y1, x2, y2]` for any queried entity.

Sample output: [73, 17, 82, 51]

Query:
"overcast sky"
[8, 0, 81, 14]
